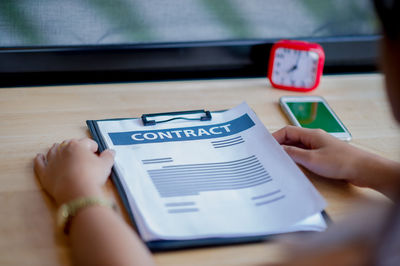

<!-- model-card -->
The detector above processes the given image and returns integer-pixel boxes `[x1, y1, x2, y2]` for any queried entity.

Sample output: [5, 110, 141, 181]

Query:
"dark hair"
[374, 0, 400, 40]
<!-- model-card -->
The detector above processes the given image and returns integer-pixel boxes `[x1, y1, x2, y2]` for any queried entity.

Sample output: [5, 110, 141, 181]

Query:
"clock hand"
[287, 53, 301, 73]
[287, 65, 297, 73]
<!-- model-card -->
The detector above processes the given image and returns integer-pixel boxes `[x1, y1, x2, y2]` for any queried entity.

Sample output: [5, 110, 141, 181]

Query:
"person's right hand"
[34, 138, 115, 206]
[272, 126, 374, 187]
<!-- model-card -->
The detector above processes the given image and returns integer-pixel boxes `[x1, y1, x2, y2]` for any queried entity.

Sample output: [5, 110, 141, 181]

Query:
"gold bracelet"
[57, 196, 115, 234]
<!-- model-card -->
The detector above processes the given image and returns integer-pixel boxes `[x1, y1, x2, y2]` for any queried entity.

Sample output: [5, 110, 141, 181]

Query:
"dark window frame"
[0, 35, 380, 87]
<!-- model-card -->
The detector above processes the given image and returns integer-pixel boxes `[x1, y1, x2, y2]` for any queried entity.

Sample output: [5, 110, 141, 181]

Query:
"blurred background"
[1, 0, 378, 46]
[0, 0, 379, 86]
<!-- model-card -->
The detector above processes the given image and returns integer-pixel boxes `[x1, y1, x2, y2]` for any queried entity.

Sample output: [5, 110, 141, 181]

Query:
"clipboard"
[86, 109, 331, 252]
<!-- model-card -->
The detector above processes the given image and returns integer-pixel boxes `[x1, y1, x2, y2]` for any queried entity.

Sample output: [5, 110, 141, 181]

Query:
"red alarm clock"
[268, 40, 325, 92]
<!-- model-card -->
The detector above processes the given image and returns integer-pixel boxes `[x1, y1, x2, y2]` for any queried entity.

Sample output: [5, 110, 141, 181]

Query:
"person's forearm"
[351, 152, 400, 199]
[69, 205, 155, 266]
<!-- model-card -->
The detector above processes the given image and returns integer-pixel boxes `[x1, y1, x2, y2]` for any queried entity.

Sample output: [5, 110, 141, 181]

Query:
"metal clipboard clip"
[141, 110, 212, 126]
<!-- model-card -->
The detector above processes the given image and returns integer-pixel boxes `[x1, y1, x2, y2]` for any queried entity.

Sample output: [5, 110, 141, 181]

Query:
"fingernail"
[110, 149, 116, 157]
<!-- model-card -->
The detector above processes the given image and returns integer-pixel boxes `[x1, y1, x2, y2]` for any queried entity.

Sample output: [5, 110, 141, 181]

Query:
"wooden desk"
[0, 74, 398, 266]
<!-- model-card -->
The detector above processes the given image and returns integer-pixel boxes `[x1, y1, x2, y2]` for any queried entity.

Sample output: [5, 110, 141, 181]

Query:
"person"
[34, 1, 400, 265]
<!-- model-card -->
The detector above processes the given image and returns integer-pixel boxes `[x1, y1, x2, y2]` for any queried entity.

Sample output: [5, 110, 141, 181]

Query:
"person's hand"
[272, 126, 374, 187]
[34, 138, 115, 206]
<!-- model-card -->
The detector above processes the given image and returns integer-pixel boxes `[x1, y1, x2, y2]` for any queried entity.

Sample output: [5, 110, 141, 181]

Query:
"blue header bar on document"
[109, 114, 255, 145]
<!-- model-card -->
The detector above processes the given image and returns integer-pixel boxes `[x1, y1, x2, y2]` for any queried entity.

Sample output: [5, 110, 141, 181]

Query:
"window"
[0, 0, 379, 86]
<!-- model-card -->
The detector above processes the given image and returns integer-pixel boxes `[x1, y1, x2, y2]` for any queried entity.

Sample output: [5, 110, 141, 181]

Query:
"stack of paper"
[95, 103, 327, 242]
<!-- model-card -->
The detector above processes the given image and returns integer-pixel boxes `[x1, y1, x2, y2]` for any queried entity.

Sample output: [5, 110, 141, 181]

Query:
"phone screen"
[286, 102, 345, 132]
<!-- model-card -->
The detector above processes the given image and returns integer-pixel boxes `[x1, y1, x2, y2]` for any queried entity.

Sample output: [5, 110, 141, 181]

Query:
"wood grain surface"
[0, 74, 398, 266]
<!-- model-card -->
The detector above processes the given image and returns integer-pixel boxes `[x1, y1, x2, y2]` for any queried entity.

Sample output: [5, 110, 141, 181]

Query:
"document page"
[96, 103, 327, 241]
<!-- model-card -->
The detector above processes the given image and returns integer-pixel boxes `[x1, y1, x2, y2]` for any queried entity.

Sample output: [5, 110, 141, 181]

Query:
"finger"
[34, 154, 46, 182]
[79, 138, 98, 152]
[272, 126, 302, 144]
[273, 126, 321, 148]
[58, 139, 70, 152]
[272, 127, 287, 144]
[60, 139, 71, 146]
[47, 143, 59, 161]
[282, 145, 313, 168]
[99, 149, 116, 171]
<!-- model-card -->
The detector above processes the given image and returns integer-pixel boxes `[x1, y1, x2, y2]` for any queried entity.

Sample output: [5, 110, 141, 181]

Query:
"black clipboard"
[86, 109, 331, 252]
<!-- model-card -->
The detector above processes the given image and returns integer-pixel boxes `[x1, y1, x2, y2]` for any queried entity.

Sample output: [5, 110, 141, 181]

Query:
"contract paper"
[96, 102, 327, 241]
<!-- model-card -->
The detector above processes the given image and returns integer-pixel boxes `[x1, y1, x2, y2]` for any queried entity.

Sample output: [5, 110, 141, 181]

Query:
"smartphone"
[279, 96, 352, 141]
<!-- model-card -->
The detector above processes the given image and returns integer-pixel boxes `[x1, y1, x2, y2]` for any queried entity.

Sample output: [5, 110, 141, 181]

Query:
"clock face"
[271, 47, 320, 89]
